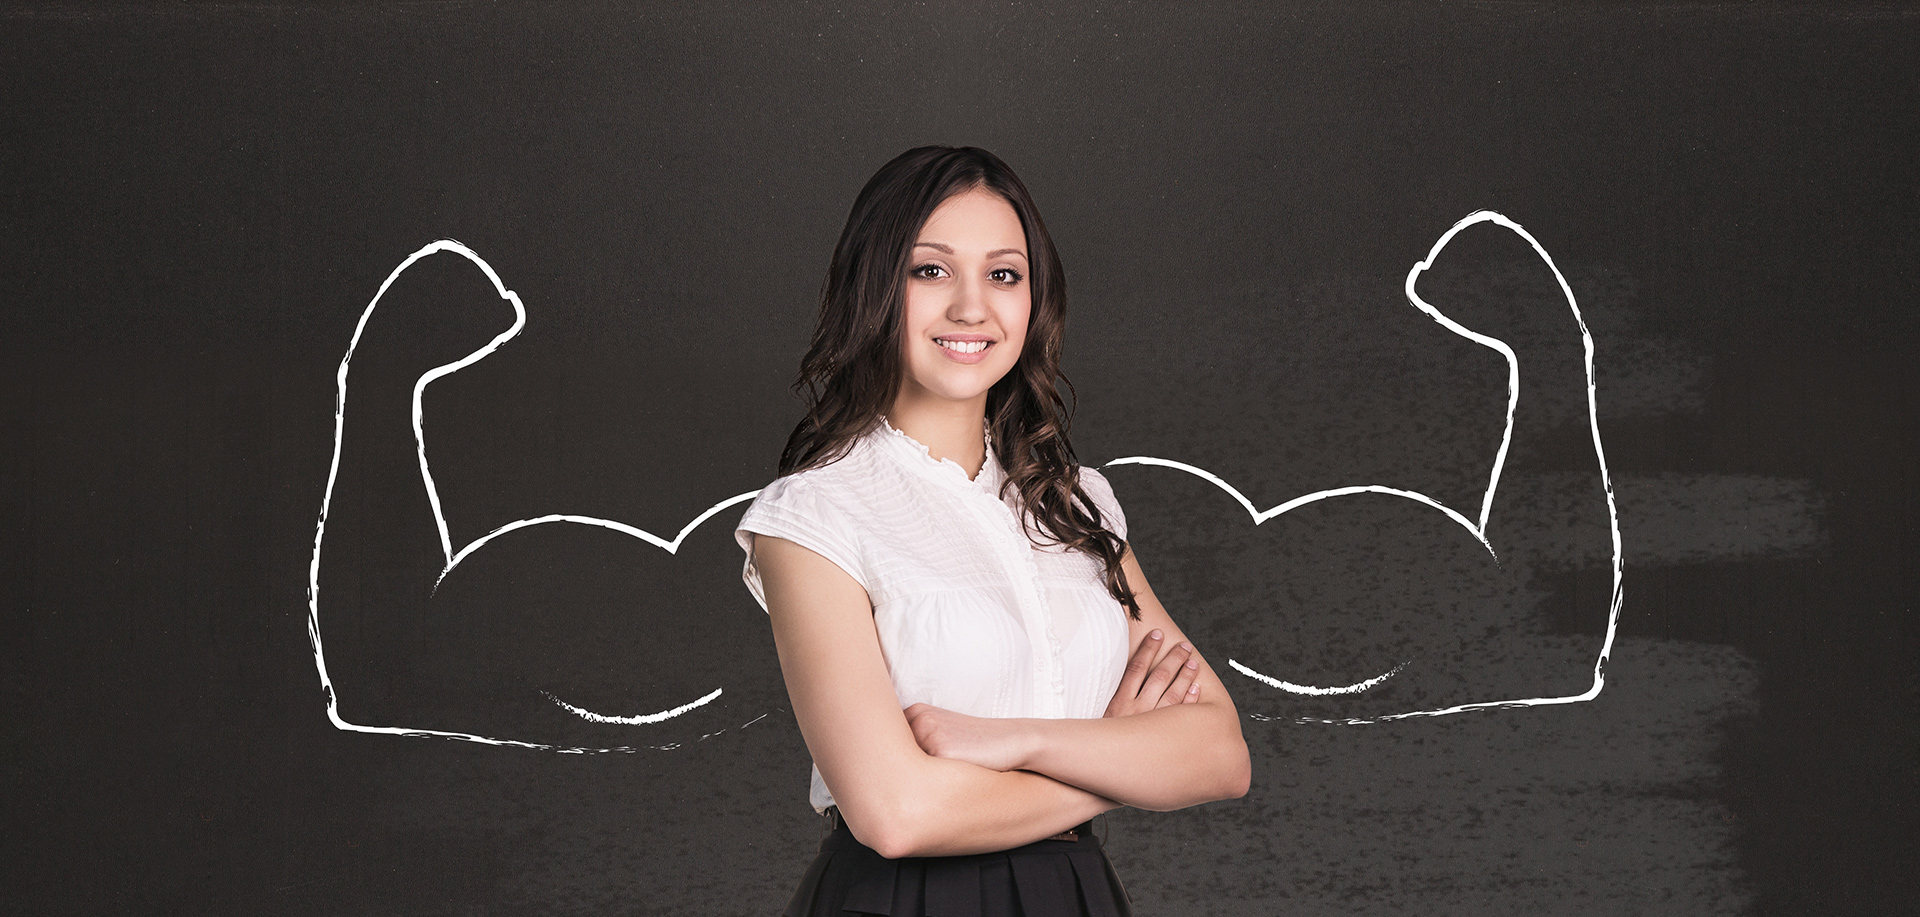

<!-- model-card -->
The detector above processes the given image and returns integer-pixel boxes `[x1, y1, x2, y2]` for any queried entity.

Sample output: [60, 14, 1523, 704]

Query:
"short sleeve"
[1077, 466, 1128, 543]
[734, 474, 868, 613]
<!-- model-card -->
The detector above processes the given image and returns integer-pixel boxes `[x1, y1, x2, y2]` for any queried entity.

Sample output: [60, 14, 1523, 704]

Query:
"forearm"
[1012, 701, 1251, 811]
[756, 534, 1123, 858]
[846, 754, 1117, 858]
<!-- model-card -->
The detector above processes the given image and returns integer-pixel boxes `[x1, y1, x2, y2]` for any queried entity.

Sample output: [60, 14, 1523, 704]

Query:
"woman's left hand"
[904, 703, 1030, 773]
[1104, 629, 1204, 718]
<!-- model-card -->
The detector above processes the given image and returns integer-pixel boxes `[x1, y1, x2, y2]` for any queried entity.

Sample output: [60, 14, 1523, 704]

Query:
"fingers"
[1137, 640, 1192, 707]
[1107, 632, 1208, 717]
[1115, 629, 1164, 700]
[1159, 649, 1202, 708]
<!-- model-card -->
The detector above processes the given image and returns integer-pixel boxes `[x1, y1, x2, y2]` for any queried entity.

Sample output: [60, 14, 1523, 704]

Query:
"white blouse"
[735, 420, 1133, 811]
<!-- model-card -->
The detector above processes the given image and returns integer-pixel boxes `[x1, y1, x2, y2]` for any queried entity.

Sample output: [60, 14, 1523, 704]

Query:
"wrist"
[1011, 718, 1046, 772]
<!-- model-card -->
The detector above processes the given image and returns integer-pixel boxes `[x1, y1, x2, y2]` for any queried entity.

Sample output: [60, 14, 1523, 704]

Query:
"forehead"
[917, 188, 1026, 253]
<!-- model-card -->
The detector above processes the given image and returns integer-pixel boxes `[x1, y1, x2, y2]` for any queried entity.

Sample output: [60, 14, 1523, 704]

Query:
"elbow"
[1191, 737, 1251, 806]
[1191, 757, 1251, 808]
[1137, 747, 1252, 812]
[1131, 727, 1253, 812]
[1222, 748, 1252, 800]
[1217, 730, 1252, 801]
[861, 824, 923, 861]
[839, 796, 931, 860]
[1213, 711, 1252, 801]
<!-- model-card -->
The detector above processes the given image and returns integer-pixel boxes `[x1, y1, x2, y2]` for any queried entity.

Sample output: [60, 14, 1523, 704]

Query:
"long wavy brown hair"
[778, 145, 1139, 618]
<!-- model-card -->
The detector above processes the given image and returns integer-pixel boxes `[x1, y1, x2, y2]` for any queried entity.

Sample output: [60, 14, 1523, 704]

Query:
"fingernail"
[1186, 658, 1199, 669]
[1179, 641, 1193, 652]
[1188, 685, 1200, 695]
[1149, 629, 1163, 640]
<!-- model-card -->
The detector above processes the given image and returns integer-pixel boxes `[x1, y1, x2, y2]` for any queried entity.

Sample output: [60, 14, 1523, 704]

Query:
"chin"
[948, 369, 1017, 401]
[904, 363, 1019, 406]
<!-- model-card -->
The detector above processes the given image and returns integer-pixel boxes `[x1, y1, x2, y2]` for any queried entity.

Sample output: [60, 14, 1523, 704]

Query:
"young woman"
[735, 146, 1251, 916]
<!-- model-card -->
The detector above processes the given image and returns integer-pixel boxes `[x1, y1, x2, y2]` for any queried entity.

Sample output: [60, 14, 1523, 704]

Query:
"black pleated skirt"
[784, 819, 1132, 917]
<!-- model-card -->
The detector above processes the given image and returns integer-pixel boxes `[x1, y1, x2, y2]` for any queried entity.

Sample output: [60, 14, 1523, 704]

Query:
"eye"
[989, 267, 1024, 285]
[910, 263, 950, 280]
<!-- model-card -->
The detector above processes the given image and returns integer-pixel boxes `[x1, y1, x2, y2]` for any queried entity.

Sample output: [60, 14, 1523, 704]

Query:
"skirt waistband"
[788, 812, 1132, 916]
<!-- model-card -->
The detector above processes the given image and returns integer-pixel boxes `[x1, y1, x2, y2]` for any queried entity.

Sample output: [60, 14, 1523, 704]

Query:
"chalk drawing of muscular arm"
[1101, 211, 1622, 723]
[307, 241, 763, 752]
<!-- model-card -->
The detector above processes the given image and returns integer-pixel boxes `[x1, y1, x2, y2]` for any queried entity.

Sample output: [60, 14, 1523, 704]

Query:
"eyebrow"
[913, 242, 1029, 260]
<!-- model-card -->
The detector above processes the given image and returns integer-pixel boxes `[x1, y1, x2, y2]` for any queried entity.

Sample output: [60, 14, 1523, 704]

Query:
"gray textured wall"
[4, 3, 1911, 914]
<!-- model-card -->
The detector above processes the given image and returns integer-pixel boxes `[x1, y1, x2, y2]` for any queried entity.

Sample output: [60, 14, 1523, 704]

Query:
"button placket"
[876, 419, 1070, 717]
[974, 492, 1068, 718]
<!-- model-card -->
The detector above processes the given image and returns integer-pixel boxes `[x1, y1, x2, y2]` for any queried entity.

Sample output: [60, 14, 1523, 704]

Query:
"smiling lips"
[934, 335, 996, 363]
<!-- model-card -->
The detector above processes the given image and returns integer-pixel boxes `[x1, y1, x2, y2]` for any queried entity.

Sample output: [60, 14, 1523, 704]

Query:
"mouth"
[934, 337, 995, 355]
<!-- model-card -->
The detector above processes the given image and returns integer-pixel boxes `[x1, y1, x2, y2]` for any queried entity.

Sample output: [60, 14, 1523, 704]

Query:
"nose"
[946, 273, 990, 324]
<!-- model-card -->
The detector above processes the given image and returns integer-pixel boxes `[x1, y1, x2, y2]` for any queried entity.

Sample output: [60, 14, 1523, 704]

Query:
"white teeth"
[936, 339, 990, 354]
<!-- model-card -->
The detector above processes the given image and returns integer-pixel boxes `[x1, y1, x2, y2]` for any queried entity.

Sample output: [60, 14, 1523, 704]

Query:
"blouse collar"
[874, 417, 1005, 499]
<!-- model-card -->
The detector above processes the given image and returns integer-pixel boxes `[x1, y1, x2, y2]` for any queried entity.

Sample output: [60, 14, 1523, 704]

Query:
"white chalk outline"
[312, 212, 1622, 749]
[1104, 211, 1623, 724]
[1228, 659, 1408, 696]
[543, 687, 727, 725]
[307, 239, 759, 753]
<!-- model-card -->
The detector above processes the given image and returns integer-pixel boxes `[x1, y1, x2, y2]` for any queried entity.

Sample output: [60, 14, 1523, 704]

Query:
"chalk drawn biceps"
[1104, 211, 1623, 725]
[306, 240, 759, 753]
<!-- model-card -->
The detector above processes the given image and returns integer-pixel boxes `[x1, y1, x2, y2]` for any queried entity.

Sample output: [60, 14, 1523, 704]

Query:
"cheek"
[899, 289, 938, 360]
[902, 285, 940, 331]
[998, 296, 1033, 358]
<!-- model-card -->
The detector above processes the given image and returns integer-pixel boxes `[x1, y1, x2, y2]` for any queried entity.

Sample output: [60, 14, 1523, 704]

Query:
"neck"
[887, 390, 988, 481]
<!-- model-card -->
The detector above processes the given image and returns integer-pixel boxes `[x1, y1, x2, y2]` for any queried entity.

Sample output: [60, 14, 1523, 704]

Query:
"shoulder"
[739, 459, 861, 541]
[748, 448, 879, 518]
[1077, 464, 1118, 500]
[735, 449, 886, 605]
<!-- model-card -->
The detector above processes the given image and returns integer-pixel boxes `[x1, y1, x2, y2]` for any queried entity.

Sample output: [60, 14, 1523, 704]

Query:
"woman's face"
[894, 186, 1032, 413]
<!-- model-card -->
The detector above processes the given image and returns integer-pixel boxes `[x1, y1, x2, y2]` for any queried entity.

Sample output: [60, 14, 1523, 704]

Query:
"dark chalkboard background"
[5, 3, 1914, 914]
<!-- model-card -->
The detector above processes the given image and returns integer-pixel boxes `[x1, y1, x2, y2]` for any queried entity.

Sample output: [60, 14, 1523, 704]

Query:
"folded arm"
[909, 549, 1252, 812]
[754, 533, 1118, 859]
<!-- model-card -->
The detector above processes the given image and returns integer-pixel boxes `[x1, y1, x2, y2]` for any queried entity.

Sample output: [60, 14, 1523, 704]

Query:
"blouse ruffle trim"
[877, 416, 1002, 496]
